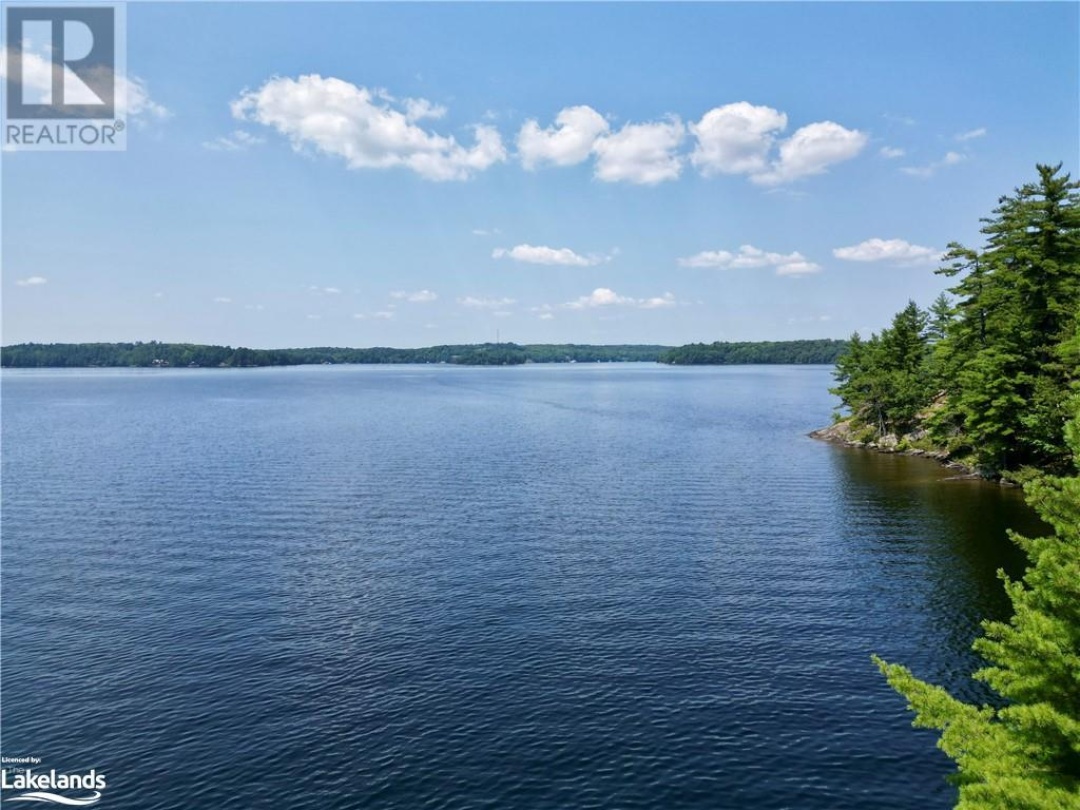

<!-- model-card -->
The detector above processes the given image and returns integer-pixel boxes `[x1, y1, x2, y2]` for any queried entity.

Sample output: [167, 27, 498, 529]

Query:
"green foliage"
[658, 339, 847, 365]
[830, 302, 934, 435]
[934, 164, 1080, 471]
[830, 164, 1080, 473]
[927, 292, 954, 344]
[874, 406, 1080, 808]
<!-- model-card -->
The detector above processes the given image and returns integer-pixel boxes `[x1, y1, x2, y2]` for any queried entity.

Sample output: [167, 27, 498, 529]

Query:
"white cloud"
[751, 122, 868, 185]
[373, 310, 395, 320]
[125, 75, 170, 123]
[213, 296, 232, 303]
[232, 74, 506, 181]
[565, 288, 635, 309]
[774, 260, 821, 276]
[564, 288, 679, 310]
[678, 250, 731, 268]
[879, 146, 905, 159]
[308, 285, 342, 295]
[15, 276, 47, 287]
[492, 244, 601, 267]
[833, 238, 941, 264]
[458, 296, 516, 309]
[677, 245, 820, 276]
[203, 129, 264, 151]
[592, 118, 685, 185]
[690, 102, 787, 177]
[900, 151, 966, 178]
[954, 127, 987, 142]
[687, 104, 865, 185]
[0, 47, 168, 123]
[517, 105, 609, 169]
[639, 292, 677, 309]
[402, 97, 447, 122]
[539, 312, 555, 321]
[244, 304, 265, 311]
[390, 289, 437, 303]
[471, 227, 500, 236]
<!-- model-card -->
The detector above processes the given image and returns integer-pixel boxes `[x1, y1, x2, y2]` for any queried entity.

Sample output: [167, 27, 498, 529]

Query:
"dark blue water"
[1, 365, 1040, 809]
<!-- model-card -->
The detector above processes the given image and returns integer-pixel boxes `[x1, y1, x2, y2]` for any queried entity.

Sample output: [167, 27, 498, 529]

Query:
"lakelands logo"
[1, 768, 106, 806]
[3, 3, 127, 150]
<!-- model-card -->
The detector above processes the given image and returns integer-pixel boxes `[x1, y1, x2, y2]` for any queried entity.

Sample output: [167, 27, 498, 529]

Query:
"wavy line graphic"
[5, 791, 102, 806]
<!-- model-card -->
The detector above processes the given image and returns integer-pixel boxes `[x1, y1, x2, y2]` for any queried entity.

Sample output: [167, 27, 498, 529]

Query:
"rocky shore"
[809, 418, 998, 480]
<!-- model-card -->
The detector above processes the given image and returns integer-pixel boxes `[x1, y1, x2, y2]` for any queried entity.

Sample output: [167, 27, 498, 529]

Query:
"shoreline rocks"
[809, 419, 1000, 481]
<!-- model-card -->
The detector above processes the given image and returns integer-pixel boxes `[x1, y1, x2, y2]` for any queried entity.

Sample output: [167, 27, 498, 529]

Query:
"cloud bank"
[493, 244, 604, 267]
[232, 75, 507, 181]
[833, 238, 941, 264]
[678, 245, 821, 276]
[564, 288, 677, 310]
[234, 79, 867, 187]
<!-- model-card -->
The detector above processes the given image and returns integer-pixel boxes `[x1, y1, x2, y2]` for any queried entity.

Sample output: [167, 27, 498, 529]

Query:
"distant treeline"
[1, 340, 847, 368]
[0, 342, 667, 368]
[658, 339, 847, 365]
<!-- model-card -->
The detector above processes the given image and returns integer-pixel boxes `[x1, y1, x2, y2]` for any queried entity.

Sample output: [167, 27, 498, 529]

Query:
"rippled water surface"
[1, 365, 1042, 809]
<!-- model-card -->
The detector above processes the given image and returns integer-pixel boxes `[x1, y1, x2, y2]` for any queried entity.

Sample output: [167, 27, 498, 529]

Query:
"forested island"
[830, 164, 1079, 808]
[0, 339, 844, 368]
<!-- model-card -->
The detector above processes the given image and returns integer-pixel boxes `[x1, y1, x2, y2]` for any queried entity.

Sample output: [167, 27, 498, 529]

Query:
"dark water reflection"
[824, 445, 1041, 700]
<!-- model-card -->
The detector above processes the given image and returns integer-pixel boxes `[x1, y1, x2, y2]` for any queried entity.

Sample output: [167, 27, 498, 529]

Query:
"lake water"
[0, 364, 1042, 809]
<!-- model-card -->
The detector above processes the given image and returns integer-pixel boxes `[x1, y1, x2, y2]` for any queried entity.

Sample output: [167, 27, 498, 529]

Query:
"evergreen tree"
[830, 303, 932, 435]
[874, 406, 1080, 808]
[934, 164, 1080, 471]
[927, 292, 954, 344]
[877, 301, 932, 431]
[831, 332, 868, 412]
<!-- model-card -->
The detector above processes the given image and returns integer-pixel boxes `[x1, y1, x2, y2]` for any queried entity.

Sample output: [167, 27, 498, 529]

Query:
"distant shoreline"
[1, 340, 847, 369]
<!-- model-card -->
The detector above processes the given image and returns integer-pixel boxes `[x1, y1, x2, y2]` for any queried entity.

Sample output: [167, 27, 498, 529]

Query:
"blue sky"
[3, 1, 1078, 348]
